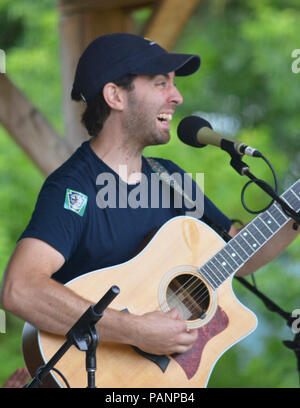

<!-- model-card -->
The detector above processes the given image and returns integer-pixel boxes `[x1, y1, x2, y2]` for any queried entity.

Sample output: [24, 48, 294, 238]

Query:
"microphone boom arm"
[221, 139, 300, 225]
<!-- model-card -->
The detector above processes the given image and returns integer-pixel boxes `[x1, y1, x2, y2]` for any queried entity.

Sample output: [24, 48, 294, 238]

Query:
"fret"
[214, 252, 235, 274]
[268, 203, 289, 226]
[246, 224, 266, 246]
[252, 217, 273, 239]
[281, 190, 299, 211]
[234, 233, 255, 256]
[222, 246, 243, 268]
[265, 210, 280, 226]
[243, 227, 261, 248]
[284, 181, 299, 196]
[198, 265, 216, 289]
[259, 212, 279, 233]
[196, 179, 299, 291]
[292, 181, 300, 197]
[229, 238, 249, 262]
[209, 257, 232, 280]
[284, 190, 300, 211]
[223, 244, 244, 267]
[273, 202, 289, 221]
[199, 265, 218, 289]
[205, 260, 226, 284]
[203, 261, 225, 287]
[291, 189, 300, 209]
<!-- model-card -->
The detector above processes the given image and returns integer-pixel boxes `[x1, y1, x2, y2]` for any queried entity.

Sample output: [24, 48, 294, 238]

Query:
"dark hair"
[71, 74, 136, 137]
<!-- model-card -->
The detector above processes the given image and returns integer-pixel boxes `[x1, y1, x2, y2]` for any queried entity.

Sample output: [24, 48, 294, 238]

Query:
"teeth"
[157, 113, 172, 121]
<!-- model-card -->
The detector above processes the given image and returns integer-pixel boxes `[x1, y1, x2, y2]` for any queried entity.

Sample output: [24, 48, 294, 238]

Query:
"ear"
[102, 82, 126, 111]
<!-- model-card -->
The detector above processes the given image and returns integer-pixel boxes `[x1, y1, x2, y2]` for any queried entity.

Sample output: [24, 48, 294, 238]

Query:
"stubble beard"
[122, 92, 170, 150]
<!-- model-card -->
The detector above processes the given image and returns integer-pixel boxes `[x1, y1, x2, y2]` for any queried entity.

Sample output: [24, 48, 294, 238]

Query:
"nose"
[169, 84, 183, 106]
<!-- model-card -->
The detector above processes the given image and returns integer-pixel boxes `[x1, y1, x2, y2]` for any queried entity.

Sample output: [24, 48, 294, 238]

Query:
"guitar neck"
[199, 179, 300, 289]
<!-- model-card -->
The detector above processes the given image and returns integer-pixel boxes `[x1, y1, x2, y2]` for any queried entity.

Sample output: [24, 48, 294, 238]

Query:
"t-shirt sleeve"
[155, 158, 232, 233]
[19, 177, 87, 261]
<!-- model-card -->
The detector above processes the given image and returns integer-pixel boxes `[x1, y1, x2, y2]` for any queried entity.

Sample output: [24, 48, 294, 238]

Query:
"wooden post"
[0, 0, 201, 174]
[143, 0, 200, 50]
[58, 0, 144, 150]
[57, 0, 200, 150]
[0, 74, 72, 175]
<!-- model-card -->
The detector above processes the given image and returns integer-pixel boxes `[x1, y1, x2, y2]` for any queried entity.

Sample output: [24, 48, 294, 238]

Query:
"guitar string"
[169, 233, 266, 314]
[159, 236, 267, 319]
[158, 231, 263, 316]
[156, 177, 295, 304]
[182, 273, 214, 308]
[175, 270, 226, 315]
[158, 228, 268, 316]
[162, 280, 213, 320]
[151, 171, 299, 318]
[157, 243, 245, 314]
[146, 161, 221, 315]
[160, 185, 300, 318]
[165, 274, 208, 314]
[162, 242, 244, 312]
[148, 163, 224, 313]
[159, 272, 214, 318]
[180, 279, 211, 317]
[160, 214, 284, 316]
[159, 274, 204, 314]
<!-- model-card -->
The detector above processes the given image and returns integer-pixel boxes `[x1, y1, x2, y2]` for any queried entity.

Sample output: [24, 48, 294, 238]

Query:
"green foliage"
[0, 0, 299, 388]
[174, 0, 300, 165]
[0, 0, 57, 387]
[0, 1, 25, 50]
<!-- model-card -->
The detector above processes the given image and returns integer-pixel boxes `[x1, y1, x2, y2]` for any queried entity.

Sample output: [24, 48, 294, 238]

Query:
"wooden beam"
[58, 0, 157, 14]
[59, 4, 137, 148]
[1, 0, 201, 177]
[0, 74, 73, 176]
[143, 0, 200, 50]
[58, 0, 200, 148]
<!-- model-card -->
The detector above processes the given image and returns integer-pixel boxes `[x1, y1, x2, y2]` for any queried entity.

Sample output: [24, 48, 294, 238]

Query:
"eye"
[156, 81, 167, 87]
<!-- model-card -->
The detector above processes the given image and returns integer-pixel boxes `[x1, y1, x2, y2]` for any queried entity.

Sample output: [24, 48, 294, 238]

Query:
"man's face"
[121, 72, 183, 148]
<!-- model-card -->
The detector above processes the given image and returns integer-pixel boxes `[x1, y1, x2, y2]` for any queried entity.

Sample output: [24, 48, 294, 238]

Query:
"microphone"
[177, 115, 262, 157]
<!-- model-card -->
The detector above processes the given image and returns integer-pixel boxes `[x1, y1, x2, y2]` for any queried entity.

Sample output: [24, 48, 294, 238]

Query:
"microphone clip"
[220, 139, 250, 175]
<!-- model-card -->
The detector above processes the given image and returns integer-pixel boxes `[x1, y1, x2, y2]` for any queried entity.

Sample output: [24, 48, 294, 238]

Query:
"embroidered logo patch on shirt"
[64, 189, 88, 216]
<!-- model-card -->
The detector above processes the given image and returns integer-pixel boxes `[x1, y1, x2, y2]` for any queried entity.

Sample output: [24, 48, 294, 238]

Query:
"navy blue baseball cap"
[71, 33, 201, 103]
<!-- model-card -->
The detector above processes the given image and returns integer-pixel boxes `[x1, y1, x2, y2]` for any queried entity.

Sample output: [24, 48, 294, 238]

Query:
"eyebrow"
[148, 73, 168, 77]
[150, 73, 171, 80]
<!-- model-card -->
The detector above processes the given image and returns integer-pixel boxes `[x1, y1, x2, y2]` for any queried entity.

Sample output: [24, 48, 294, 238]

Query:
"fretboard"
[199, 179, 300, 289]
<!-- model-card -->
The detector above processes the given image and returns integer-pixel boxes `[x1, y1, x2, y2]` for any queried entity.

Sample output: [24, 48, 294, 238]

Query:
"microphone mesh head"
[177, 115, 212, 147]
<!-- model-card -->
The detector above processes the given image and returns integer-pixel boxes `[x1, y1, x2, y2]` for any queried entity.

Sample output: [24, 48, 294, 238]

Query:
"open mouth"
[157, 113, 172, 127]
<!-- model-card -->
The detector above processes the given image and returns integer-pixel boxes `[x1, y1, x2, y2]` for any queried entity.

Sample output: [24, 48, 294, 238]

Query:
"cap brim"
[132, 53, 201, 77]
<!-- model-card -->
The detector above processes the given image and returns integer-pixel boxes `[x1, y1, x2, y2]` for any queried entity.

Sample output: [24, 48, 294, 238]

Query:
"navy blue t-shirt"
[19, 142, 231, 284]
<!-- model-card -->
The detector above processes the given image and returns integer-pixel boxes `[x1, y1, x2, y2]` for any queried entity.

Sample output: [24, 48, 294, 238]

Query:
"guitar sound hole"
[166, 274, 210, 321]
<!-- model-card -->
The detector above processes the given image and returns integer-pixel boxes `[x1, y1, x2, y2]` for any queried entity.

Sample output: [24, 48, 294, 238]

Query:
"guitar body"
[22, 216, 257, 388]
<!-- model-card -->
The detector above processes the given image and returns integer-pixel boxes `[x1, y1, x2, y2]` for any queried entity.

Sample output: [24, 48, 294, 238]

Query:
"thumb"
[168, 308, 183, 320]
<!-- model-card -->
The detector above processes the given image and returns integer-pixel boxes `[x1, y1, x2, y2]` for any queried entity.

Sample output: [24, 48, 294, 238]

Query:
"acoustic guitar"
[22, 179, 299, 388]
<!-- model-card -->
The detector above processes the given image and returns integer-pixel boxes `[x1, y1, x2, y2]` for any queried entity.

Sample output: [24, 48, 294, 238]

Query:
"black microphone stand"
[25, 285, 120, 388]
[204, 216, 300, 385]
[219, 139, 300, 384]
[220, 139, 300, 225]
[235, 275, 300, 385]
